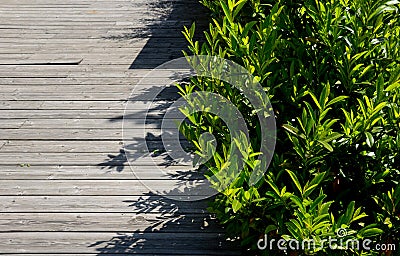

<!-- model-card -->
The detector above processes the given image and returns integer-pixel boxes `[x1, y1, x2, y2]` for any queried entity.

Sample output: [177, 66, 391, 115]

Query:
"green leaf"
[371, 102, 387, 116]
[322, 132, 343, 142]
[303, 172, 326, 198]
[242, 21, 257, 37]
[307, 91, 322, 110]
[286, 219, 303, 238]
[286, 221, 301, 238]
[376, 74, 385, 101]
[317, 140, 333, 152]
[266, 180, 281, 198]
[232, 199, 242, 213]
[290, 194, 305, 212]
[384, 81, 400, 92]
[365, 132, 374, 147]
[244, 190, 251, 201]
[303, 184, 319, 198]
[319, 82, 330, 109]
[233, 0, 247, 18]
[359, 224, 384, 238]
[282, 124, 300, 135]
[359, 64, 374, 78]
[319, 107, 332, 122]
[220, 0, 234, 24]
[309, 194, 327, 212]
[312, 220, 330, 233]
[361, 228, 384, 237]
[351, 207, 368, 223]
[350, 63, 365, 77]
[286, 169, 302, 195]
[342, 201, 355, 225]
[313, 213, 330, 226]
[326, 96, 348, 107]
[323, 119, 339, 129]
[265, 224, 278, 234]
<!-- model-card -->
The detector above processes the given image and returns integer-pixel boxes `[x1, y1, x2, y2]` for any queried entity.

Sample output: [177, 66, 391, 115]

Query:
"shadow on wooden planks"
[89, 192, 241, 255]
[98, 84, 181, 173]
[95, 83, 241, 254]
[103, 0, 208, 69]
[98, 0, 209, 173]
[93, 1, 241, 254]
[96, 85, 240, 253]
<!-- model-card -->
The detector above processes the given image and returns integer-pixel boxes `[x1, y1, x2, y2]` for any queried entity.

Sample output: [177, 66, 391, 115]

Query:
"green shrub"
[179, 0, 399, 255]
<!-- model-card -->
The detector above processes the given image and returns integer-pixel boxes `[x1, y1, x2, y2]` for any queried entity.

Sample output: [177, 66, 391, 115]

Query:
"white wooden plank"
[0, 100, 128, 110]
[0, 180, 214, 196]
[0, 118, 171, 129]
[0, 232, 238, 255]
[0, 141, 125, 153]
[0, 93, 178, 101]
[0, 212, 219, 232]
[0, 110, 169, 119]
[0, 0, 225, 254]
[0, 77, 176, 85]
[0, 93, 138, 101]
[0, 195, 210, 213]
[0, 151, 193, 166]
[0, 165, 201, 180]
[0, 84, 179, 94]
[0, 128, 183, 141]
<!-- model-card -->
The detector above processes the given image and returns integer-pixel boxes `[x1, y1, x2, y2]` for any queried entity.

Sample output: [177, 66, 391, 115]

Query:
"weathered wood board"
[0, 0, 239, 255]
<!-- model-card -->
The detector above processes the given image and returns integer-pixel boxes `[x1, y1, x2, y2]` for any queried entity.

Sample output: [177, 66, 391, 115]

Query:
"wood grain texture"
[0, 195, 210, 213]
[0, 212, 220, 232]
[0, 0, 239, 254]
[0, 232, 239, 255]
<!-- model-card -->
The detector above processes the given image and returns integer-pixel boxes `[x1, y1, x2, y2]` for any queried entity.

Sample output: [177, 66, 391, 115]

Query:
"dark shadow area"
[96, 82, 241, 254]
[98, 149, 127, 173]
[96, 92, 240, 253]
[98, 85, 186, 173]
[95, 0, 240, 254]
[96, 85, 241, 254]
[90, 192, 240, 255]
[104, 0, 208, 69]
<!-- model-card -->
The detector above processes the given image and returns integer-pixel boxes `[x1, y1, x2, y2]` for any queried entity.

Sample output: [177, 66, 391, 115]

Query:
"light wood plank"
[0, 212, 220, 232]
[0, 110, 168, 119]
[0, 232, 238, 255]
[0, 77, 174, 85]
[0, 195, 210, 213]
[0, 165, 201, 180]
[0, 0, 228, 254]
[0, 118, 172, 129]
[0, 100, 128, 110]
[0, 84, 179, 93]
[0, 180, 214, 196]
[0, 150, 194, 166]
[0, 128, 187, 140]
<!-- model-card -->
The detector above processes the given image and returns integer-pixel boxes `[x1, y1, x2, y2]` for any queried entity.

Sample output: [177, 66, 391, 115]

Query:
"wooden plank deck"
[0, 0, 240, 255]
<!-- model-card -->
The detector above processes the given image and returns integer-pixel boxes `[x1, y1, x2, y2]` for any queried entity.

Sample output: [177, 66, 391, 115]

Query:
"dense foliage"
[179, 0, 400, 255]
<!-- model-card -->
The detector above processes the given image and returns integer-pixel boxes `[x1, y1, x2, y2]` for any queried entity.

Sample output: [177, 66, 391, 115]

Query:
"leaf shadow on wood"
[89, 191, 242, 255]
[98, 0, 208, 172]
[102, 0, 207, 69]
[95, 86, 239, 252]
[94, 62, 240, 256]
[93, 1, 240, 254]
[98, 84, 185, 173]
[94, 67, 241, 254]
